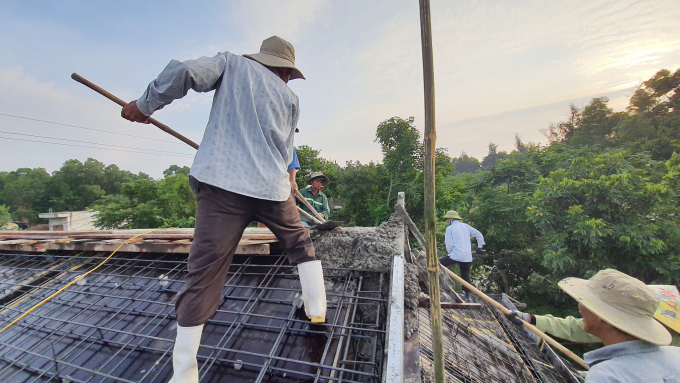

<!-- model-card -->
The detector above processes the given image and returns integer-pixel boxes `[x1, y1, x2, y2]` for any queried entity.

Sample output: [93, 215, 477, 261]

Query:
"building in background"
[38, 210, 99, 231]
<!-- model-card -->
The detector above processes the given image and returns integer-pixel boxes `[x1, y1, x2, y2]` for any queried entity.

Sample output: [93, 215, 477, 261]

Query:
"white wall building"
[38, 211, 99, 231]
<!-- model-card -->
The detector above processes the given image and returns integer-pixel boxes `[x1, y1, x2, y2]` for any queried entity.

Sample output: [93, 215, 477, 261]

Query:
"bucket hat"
[306, 172, 329, 186]
[559, 269, 671, 345]
[443, 210, 461, 220]
[243, 36, 305, 80]
[648, 285, 680, 334]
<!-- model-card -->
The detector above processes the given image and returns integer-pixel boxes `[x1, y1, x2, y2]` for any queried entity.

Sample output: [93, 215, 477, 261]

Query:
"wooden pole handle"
[71, 73, 200, 150]
[296, 206, 321, 225]
[293, 190, 325, 223]
[442, 267, 590, 371]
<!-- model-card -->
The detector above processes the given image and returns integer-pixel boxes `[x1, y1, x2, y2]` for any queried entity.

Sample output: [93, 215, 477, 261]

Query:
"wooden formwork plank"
[38, 241, 269, 255]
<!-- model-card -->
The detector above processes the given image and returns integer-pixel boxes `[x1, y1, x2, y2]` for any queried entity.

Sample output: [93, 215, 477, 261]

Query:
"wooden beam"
[0, 233, 277, 241]
[418, 301, 482, 310]
[0, 242, 47, 252]
[394, 204, 426, 249]
[36, 241, 270, 255]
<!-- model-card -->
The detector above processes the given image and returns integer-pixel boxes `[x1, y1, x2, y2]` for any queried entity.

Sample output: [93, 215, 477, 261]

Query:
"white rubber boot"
[169, 324, 203, 383]
[298, 260, 327, 323]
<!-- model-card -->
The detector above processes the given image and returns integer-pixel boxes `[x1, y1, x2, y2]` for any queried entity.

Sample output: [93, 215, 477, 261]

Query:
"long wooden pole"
[442, 267, 591, 370]
[418, 1, 445, 382]
[71, 73, 200, 149]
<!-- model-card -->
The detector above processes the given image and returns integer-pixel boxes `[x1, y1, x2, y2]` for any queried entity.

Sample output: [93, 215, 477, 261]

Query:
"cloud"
[229, 0, 329, 45]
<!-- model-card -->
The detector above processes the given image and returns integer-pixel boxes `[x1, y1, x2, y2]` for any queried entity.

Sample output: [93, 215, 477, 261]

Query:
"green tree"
[0, 205, 11, 227]
[527, 150, 678, 286]
[334, 161, 390, 226]
[0, 168, 50, 210]
[45, 158, 141, 212]
[481, 143, 507, 169]
[568, 97, 624, 146]
[93, 174, 196, 229]
[163, 164, 191, 178]
[628, 68, 680, 117]
[453, 152, 481, 173]
[375, 117, 422, 187]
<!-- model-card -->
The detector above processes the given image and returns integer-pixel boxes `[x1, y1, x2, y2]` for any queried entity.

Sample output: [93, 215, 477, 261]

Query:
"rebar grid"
[417, 297, 574, 383]
[0, 251, 387, 383]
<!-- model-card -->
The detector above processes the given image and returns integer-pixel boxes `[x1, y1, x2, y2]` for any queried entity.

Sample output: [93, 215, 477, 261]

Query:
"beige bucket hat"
[443, 210, 461, 220]
[306, 172, 329, 185]
[243, 36, 305, 80]
[559, 269, 671, 345]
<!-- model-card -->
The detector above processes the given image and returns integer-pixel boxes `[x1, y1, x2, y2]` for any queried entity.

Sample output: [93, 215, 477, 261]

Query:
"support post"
[418, 1, 445, 382]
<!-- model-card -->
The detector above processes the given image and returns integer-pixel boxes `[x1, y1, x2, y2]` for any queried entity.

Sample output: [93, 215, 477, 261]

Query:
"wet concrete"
[310, 214, 403, 274]
[310, 213, 424, 313]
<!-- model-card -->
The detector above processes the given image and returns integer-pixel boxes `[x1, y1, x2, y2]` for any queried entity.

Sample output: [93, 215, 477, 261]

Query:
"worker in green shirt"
[506, 284, 680, 347]
[297, 172, 330, 226]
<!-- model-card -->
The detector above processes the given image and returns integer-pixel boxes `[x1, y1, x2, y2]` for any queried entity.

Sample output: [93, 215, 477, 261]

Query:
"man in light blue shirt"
[439, 210, 485, 300]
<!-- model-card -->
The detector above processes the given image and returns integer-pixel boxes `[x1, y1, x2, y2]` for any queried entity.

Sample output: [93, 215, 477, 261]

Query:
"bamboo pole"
[418, 1, 445, 382]
[442, 267, 591, 370]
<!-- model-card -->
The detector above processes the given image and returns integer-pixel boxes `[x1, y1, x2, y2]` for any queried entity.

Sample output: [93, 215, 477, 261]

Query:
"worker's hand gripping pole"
[441, 267, 590, 371]
[71, 73, 200, 149]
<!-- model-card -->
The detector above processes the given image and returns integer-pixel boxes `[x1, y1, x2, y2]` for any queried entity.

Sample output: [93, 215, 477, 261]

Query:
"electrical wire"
[0, 112, 186, 144]
[0, 136, 195, 158]
[0, 130, 194, 156]
[0, 227, 174, 334]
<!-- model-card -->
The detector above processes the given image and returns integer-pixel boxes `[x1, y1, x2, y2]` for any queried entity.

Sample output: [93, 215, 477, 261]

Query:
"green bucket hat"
[443, 210, 461, 220]
[306, 172, 329, 186]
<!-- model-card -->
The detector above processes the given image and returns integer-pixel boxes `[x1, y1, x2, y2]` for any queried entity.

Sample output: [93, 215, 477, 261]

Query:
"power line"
[0, 130, 194, 156]
[0, 136, 195, 159]
[0, 112, 189, 145]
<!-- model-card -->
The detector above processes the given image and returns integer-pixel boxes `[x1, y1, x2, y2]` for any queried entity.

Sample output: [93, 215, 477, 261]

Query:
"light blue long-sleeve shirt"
[584, 340, 680, 382]
[136, 52, 299, 201]
[444, 220, 485, 262]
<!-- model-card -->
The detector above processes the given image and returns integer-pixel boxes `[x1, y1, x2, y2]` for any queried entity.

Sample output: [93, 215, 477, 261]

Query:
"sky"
[1, 0, 679, 178]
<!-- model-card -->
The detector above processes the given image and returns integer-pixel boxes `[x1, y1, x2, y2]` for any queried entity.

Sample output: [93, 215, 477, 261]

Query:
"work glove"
[475, 247, 486, 254]
[505, 310, 533, 326]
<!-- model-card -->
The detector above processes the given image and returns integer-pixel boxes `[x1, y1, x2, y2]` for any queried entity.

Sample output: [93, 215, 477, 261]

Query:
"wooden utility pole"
[418, 1, 445, 382]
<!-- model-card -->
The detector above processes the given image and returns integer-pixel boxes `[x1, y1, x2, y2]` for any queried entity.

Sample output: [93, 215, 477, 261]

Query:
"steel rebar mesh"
[418, 296, 577, 383]
[0, 251, 388, 383]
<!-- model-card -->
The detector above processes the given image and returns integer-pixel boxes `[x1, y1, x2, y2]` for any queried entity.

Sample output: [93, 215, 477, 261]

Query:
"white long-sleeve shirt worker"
[445, 221, 485, 263]
[136, 52, 299, 201]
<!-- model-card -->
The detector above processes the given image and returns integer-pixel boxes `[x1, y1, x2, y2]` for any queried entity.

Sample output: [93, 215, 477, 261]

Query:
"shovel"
[293, 190, 342, 230]
[296, 207, 341, 230]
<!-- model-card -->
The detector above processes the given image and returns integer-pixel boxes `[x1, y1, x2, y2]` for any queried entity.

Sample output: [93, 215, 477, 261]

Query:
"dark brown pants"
[439, 257, 471, 293]
[175, 177, 316, 327]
